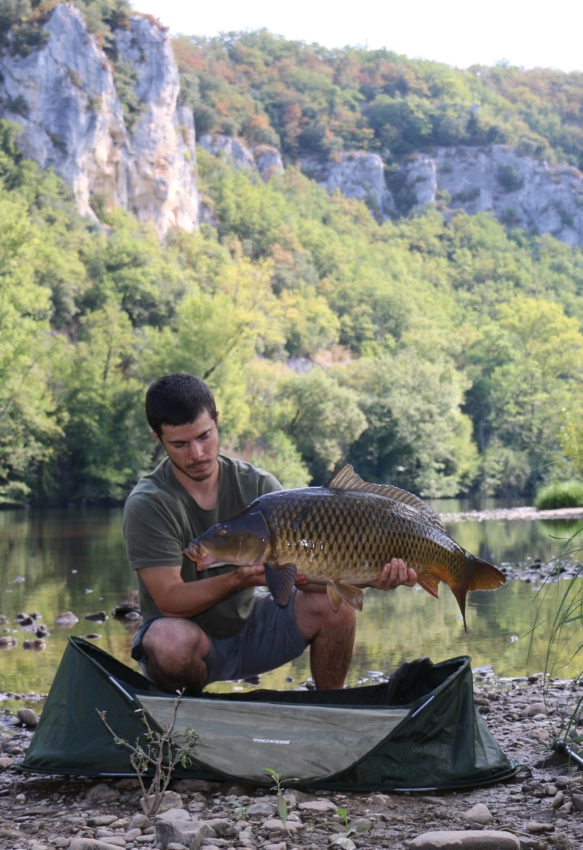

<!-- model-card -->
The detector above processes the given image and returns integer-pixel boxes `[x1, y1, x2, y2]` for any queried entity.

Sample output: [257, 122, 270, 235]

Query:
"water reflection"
[1, 507, 582, 707]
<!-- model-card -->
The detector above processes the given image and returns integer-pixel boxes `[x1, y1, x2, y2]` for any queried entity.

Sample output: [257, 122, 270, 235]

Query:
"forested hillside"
[2, 0, 583, 507]
[174, 29, 583, 174]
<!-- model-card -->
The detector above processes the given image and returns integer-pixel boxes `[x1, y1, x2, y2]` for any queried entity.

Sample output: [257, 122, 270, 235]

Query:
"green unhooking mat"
[20, 636, 517, 791]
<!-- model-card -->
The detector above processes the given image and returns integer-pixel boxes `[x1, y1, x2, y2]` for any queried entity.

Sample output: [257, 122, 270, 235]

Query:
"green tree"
[138, 257, 285, 444]
[80, 209, 190, 328]
[342, 351, 476, 497]
[467, 297, 583, 494]
[0, 235, 62, 502]
[234, 359, 309, 488]
[48, 300, 149, 505]
[280, 368, 367, 483]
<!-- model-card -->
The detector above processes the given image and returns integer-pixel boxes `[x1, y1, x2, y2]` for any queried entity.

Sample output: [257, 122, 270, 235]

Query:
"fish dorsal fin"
[327, 464, 444, 529]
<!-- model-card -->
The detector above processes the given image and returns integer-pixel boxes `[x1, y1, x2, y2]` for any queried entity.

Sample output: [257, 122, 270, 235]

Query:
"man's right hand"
[235, 564, 266, 588]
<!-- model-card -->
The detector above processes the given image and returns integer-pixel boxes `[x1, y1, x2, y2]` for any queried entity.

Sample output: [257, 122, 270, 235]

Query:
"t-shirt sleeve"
[257, 470, 283, 496]
[122, 491, 185, 571]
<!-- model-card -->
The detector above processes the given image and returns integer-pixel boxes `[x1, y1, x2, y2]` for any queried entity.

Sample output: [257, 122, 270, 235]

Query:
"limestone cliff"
[3, 4, 583, 251]
[198, 133, 284, 181]
[0, 3, 198, 237]
[398, 145, 583, 248]
[300, 151, 395, 219]
[208, 132, 583, 249]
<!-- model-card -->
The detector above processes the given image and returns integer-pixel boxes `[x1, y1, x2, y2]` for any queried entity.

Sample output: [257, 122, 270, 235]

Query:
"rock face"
[198, 133, 284, 181]
[2, 5, 583, 250]
[0, 4, 198, 237]
[400, 145, 583, 247]
[300, 150, 395, 219]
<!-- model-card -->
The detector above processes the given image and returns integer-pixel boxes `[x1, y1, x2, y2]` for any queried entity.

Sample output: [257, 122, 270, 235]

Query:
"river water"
[1, 504, 582, 710]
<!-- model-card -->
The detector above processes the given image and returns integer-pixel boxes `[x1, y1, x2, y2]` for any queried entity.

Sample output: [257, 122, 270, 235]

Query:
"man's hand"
[236, 564, 266, 588]
[370, 557, 417, 590]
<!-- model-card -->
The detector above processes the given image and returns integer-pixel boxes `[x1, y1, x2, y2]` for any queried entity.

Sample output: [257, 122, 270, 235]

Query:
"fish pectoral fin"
[416, 573, 441, 599]
[265, 563, 297, 607]
[327, 580, 364, 612]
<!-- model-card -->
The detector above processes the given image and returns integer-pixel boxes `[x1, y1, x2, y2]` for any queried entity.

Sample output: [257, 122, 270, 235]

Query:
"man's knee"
[294, 589, 356, 640]
[141, 617, 210, 688]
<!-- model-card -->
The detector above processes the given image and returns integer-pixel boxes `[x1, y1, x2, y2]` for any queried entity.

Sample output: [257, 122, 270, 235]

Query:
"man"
[123, 373, 417, 693]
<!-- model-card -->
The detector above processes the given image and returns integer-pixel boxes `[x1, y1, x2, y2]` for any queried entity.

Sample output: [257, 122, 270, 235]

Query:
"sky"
[131, 0, 583, 73]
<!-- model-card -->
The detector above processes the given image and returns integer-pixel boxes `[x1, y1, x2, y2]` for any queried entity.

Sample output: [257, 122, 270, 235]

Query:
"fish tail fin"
[466, 556, 506, 593]
[419, 556, 505, 632]
[452, 585, 469, 633]
[455, 556, 506, 633]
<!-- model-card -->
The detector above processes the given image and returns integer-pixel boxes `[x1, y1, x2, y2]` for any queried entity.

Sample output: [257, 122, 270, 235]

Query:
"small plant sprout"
[230, 800, 248, 821]
[328, 806, 370, 840]
[264, 767, 292, 827]
[98, 689, 198, 817]
[335, 807, 356, 836]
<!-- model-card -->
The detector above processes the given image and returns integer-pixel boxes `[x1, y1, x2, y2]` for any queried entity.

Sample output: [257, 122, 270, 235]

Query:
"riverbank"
[1, 670, 583, 849]
[442, 505, 583, 523]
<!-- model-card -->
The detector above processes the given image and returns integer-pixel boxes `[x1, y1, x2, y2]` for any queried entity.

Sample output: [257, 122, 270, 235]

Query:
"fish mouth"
[183, 542, 213, 568]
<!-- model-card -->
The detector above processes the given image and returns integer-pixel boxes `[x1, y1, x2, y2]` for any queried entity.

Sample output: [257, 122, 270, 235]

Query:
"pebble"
[16, 708, 39, 728]
[463, 803, 493, 825]
[406, 830, 520, 848]
[525, 821, 555, 833]
[330, 836, 356, 849]
[55, 610, 79, 625]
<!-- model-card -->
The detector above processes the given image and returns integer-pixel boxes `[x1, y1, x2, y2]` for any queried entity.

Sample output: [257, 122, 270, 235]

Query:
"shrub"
[534, 480, 583, 510]
[496, 163, 524, 193]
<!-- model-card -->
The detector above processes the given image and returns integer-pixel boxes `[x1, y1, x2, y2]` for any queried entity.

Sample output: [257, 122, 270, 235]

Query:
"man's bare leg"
[141, 617, 210, 692]
[294, 591, 356, 689]
[292, 559, 416, 689]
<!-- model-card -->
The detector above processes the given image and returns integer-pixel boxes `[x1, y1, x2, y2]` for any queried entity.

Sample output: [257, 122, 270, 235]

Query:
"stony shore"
[2, 506, 583, 849]
[1, 669, 583, 850]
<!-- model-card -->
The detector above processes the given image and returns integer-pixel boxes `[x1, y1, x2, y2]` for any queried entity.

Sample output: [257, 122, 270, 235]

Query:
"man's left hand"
[370, 557, 417, 590]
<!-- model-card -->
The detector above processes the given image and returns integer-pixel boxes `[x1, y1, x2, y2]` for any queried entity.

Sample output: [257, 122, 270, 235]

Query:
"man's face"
[158, 410, 220, 483]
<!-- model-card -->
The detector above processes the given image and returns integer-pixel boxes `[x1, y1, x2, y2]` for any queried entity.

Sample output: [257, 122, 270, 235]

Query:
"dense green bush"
[534, 481, 583, 510]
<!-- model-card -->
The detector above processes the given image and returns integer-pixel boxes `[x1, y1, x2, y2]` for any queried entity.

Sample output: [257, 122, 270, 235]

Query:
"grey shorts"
[131, 589, 309, 685]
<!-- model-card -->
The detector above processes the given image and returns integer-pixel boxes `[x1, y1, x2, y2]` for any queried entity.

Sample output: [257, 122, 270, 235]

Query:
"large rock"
[198, 132, 284, 180]
[406, 830, 520, 849]
[400, 144, 583, 247]
[0, 4, 198, 237]
[300, 150, 395, 218]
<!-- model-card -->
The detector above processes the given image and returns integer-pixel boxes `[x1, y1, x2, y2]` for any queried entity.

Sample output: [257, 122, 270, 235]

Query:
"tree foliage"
[173, 29, 583, 171]
[2, 15, 583, 504]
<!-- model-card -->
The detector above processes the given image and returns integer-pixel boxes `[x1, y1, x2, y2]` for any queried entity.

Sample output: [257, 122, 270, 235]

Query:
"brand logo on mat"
[252, 737, 291, 745]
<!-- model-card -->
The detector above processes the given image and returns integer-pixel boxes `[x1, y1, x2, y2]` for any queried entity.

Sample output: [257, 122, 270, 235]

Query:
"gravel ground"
[1, 671, 583, 850]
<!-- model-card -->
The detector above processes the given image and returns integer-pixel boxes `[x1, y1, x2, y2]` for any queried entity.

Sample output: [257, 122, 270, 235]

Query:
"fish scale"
[184, 464, 506, 630]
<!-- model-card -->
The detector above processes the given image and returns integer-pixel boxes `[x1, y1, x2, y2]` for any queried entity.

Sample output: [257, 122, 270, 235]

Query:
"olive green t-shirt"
[122, 454, 282, 638]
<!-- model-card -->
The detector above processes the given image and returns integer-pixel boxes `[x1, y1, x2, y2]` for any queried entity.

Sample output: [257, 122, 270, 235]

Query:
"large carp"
[184, 465, 505, 629]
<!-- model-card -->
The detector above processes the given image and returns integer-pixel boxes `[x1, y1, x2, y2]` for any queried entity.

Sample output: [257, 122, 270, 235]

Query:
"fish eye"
[218, 525, 228, 537]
